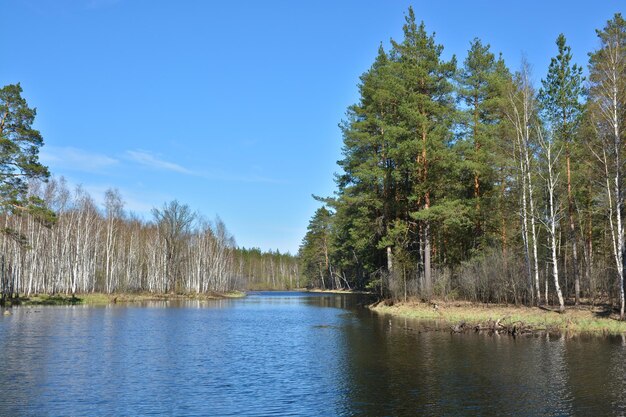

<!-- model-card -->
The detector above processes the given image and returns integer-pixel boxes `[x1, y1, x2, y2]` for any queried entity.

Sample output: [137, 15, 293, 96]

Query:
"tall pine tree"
[539, 33, 584, 304]
[457, 39, 509, 250]
[389, 7, 457, 294]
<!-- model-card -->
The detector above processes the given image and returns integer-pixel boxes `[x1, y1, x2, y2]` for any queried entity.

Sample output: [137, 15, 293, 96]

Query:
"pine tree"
[0, 84, 50, 212]
[299, 207, 334, 289]
[539, 33, 584, 304]
[332, 43, 406, 286]
[0, 84, 54, 302]
[490, 56, 515, 258]
[457, 39, 509, 249]
[389, 7, 457, 295]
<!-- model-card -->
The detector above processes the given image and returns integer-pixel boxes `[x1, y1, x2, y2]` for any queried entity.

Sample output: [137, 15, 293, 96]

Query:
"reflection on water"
[0, 292, 624, 416]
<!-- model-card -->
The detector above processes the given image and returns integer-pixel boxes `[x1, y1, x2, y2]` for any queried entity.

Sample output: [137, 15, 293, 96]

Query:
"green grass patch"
[371, 300, 626, 336]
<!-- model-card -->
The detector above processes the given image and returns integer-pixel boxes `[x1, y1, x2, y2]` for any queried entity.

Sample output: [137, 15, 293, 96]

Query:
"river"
[0, 291, 625, 416]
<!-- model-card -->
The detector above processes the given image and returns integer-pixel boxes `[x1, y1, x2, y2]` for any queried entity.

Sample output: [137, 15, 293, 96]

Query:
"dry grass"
[306, 288, 371, 294]
[370, 299, 626, 336]
[10, 291, 246, 306]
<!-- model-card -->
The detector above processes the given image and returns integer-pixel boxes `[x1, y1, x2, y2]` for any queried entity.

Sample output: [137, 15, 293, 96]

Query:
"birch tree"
[588, 13, 626, 319]
[537, 127, 565, 311]
[152, 200, 196, 293]
[104, 188, 123, 293]
[507, 60, 541, 304]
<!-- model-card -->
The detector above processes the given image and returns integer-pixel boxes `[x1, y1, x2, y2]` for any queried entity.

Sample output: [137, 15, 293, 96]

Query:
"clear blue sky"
[1, 0, 623, 253]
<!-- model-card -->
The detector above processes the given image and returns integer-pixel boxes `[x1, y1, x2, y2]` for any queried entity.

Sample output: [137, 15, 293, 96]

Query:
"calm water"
[1, 292, 625, 416]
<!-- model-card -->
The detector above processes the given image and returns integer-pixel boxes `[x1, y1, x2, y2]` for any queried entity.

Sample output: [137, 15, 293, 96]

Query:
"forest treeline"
[0, 176, 301, 300]
[0, 84, 300, 302]
[236, 247, 301, 290]
[299, 9, 626, 317]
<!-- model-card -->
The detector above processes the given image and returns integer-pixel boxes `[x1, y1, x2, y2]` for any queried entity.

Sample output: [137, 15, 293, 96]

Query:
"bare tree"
[588, 14, 626, 319]
[537, 127, 565, 311]
[152, 200, 196, 293]
[104, 188, 124, 293]
[507, 59, 541, 304]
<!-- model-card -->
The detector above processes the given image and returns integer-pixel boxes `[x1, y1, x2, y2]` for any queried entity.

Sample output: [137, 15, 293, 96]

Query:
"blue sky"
[1, 0, 623, 253]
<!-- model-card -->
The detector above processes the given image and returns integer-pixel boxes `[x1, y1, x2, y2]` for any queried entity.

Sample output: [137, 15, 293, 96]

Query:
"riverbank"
[245, 288, 371, 295]
[370, 300, 626, 336]
[305, 288, 372, 295]
[3, 291, 246, 306]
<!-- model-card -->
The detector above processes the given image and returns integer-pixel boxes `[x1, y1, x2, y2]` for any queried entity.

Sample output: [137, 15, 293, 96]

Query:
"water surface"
[0, 292, 625, 416]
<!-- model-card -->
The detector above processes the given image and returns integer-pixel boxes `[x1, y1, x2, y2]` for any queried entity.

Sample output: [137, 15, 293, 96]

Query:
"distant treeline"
[299, 9, 626, 317]
[234, 247, 301, 290]
[0, 175, 305, 300]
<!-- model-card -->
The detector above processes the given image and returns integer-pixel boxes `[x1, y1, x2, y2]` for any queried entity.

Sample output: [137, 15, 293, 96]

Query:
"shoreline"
[305, 288, 372, 295]
[245, 288, 373, 295]
[369, 299, 626, 336]
[3, 291, 246, 307]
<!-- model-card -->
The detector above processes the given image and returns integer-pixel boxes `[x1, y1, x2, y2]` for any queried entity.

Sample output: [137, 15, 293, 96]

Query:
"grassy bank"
[305, 288, 372, 294]
[244, 288, 371, 294]
[4, 291, 246, 306]
[370, 300, 626, 336]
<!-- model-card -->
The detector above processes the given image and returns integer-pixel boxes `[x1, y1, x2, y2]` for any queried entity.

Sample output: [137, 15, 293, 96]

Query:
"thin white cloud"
[126, 150, 193, 174]
[125, 149, 286, 184]
[44, 146, 287, 185]
[40, 146, 118, 173]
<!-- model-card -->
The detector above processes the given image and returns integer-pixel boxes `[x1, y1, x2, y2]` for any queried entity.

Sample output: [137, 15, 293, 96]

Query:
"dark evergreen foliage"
[299, 9, 626, 313]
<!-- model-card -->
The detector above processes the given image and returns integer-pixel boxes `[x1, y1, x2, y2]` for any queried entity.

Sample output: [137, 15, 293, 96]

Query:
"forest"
[0, 82, 300, 302]
[0, 173, 300, 301]
[299, 9, 626, 318]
